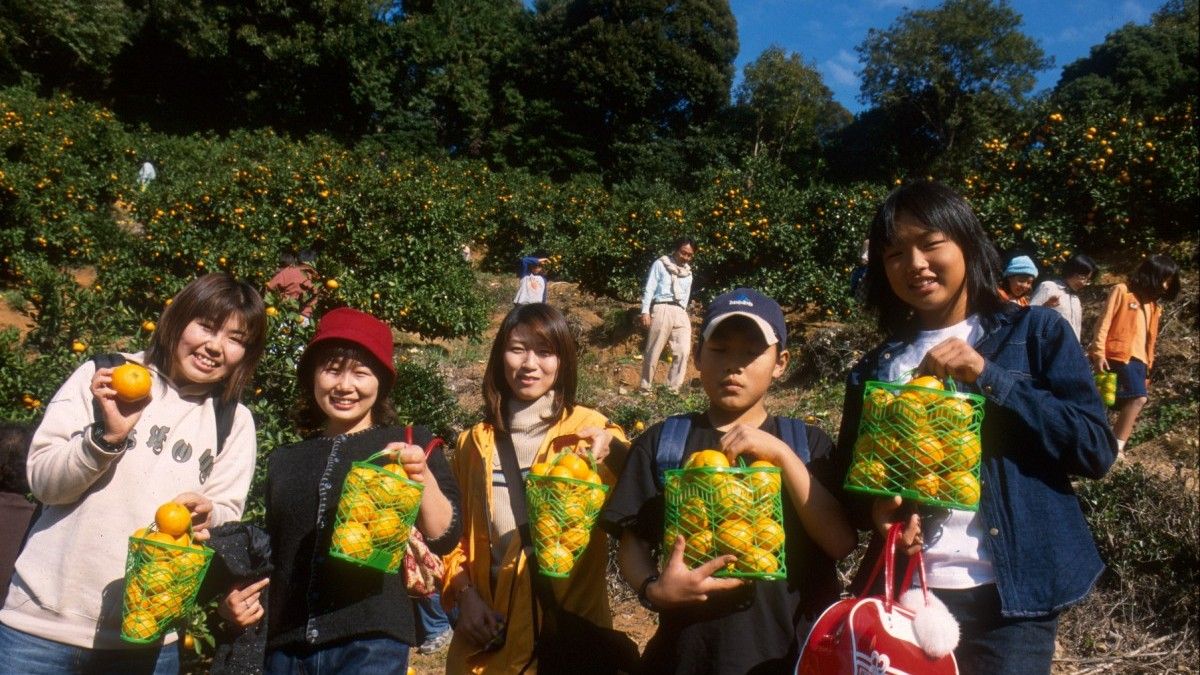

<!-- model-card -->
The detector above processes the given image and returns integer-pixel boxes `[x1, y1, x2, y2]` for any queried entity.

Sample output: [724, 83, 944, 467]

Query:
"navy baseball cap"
[700, 288, 787, 349]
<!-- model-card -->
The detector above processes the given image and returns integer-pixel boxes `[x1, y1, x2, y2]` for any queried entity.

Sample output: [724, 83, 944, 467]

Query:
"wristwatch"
[90, 423, 133, 454]
[637, 573, 660, 611]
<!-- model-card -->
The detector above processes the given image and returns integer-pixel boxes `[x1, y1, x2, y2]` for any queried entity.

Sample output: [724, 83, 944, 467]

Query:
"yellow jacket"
[442, 406, 629, 675]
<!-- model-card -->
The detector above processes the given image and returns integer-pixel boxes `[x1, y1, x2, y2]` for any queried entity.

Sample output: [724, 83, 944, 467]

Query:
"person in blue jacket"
[839, 181, 1117, 675]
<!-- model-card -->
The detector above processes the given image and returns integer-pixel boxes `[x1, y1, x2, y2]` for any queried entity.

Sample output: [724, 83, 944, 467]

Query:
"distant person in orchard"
[1029, 254, 1097, 342]
[1088, 254, 1180, 455]
[997, 255, 1038, 306]
[265, 251, 319, 322]
[136, 161, 157, 191]
[513, 256, 549, 305]
[0, 273, 267, 674]
[640, 238, 696, 392]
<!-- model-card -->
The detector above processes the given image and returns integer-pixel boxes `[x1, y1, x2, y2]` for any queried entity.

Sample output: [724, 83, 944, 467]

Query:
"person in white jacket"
[0, 274, 267, 674]
[1029, 254, 1097, 342]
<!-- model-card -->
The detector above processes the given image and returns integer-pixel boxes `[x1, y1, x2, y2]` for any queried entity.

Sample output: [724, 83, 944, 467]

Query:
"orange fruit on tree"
[332, 521, 373, 560]
[112, 363, 153, 402]
[715, 518, 755, 554]
[943, 471, 981, 506]
[684, 449, 730, 469]
[325, 279, 340, 290]
[72, 340, 87, 353]
[753, 518, 785, 552]
[155, 502, 191, 537]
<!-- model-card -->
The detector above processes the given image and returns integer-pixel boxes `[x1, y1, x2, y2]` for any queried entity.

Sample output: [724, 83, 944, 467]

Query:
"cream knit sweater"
[487, 393, 555, 581]
[0, 352, 256, 649]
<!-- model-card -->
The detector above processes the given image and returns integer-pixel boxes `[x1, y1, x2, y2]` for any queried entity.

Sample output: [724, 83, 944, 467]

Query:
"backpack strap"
[89, 353, 127, 425]
[91, 352, 237, 456]
[654, 415, 693, 488]
[776, 416, 811, 463]
[655, 414, 812, 486]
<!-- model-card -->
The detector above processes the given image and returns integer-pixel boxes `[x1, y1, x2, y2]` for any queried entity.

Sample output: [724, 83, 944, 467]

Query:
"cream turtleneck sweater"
[488, 392, 556, 579]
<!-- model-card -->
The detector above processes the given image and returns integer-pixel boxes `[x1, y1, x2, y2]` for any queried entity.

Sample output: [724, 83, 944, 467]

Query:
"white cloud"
[821, 49, 860, 88]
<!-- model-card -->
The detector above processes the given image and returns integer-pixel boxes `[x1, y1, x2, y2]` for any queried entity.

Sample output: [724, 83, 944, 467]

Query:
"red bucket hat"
[299, 307, 396, 380]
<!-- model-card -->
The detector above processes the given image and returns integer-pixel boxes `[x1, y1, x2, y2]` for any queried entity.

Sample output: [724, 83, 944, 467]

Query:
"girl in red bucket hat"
[220, 307, 462, 674]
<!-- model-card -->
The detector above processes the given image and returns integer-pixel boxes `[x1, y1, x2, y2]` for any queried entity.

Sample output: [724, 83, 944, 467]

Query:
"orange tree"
[959, 102, 1196, 269]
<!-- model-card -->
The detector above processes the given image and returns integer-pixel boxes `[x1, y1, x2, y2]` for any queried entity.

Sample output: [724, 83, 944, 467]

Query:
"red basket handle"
[859, 522, 930, 612]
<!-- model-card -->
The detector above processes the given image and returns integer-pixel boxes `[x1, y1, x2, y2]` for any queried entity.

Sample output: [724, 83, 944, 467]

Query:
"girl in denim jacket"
[837, 181, 1118, 675]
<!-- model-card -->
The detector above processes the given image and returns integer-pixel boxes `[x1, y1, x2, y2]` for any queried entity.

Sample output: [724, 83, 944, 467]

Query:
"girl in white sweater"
[0, 273, 267, 675]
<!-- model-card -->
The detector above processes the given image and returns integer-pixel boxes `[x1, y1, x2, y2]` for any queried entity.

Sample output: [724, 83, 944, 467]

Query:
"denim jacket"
[838, 305, 1118, 618]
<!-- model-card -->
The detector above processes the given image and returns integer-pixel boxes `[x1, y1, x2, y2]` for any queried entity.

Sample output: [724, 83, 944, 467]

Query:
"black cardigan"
[263, 425, 462, 652]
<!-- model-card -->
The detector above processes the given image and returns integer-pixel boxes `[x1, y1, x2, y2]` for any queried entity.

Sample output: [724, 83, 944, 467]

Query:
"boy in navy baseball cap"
[601, 287, 854, 674]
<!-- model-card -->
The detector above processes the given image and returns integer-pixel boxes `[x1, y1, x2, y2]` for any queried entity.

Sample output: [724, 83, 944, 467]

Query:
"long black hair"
[1128, 254, 1180, 302]
[865, 181, 1005, 336]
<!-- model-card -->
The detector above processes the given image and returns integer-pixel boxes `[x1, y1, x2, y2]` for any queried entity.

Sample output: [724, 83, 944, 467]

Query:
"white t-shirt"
[513, 273, 545, 304]
[881, 315, 995, 589]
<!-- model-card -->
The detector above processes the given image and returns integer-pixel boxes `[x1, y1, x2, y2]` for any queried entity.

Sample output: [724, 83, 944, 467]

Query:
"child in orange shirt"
[1089, 254, 1181, 453]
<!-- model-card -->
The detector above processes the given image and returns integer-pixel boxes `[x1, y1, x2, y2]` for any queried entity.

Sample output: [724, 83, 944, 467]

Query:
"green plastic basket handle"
[888, 370, 960, 394]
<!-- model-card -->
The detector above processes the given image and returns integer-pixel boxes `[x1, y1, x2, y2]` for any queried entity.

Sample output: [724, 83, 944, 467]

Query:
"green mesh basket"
[329, 450, 424, 573]
[844, 378, 985, 511]
[525, 446, 609, 578]
[1094, 372, 1117, 408]
[120, 534, 213, 643]
[662, 459, 786, 580]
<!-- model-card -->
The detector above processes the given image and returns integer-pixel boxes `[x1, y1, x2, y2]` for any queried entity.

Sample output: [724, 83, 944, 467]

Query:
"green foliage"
[960, 102, 1197, 259]
[0, 0, 136, 91]
[1077, 464, 1199, 631]
[1054, 0, 1198, 113]
[857, 0, 1051, 170]
[733, 46, 850, 175]
[391, 354, 468, 442]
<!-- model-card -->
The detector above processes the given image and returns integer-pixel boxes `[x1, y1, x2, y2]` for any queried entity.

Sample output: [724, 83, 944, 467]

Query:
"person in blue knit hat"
[998, 255, 1038, 307]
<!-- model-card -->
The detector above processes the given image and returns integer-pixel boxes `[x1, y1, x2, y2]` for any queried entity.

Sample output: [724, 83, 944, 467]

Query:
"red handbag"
[797, 523, 959, 675]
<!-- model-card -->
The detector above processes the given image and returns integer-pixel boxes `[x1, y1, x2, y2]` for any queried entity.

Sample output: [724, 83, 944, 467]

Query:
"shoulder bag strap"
[494, 432, 555, 674]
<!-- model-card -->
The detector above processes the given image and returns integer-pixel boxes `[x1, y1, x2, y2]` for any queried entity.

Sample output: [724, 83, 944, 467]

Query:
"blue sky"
[730, 0, 1158, 113]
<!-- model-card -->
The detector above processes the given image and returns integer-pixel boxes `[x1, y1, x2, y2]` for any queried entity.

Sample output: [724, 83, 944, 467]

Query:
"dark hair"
[146, 273, 267, 403]
[673, 237, 697, 253]
[1063, 254, 1098, 279]
[865, 181, 1005, 335]
[294, 341, 397, 437]
[0, 422, 32, 494]
[1129, 254, 1180, 302]
[278, 252, 298, 267]
[483, 303, 577, 433]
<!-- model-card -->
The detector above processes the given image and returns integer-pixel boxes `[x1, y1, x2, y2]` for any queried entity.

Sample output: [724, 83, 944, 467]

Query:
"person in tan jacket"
[1089, 254, 1180, 454]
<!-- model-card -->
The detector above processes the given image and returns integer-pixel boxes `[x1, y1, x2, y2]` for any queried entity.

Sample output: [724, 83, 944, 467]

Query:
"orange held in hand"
[112, 362, 153, 402]
[155, 502, 191, 537]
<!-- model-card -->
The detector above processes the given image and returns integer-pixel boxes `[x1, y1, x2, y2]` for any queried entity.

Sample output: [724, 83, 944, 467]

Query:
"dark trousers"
[932, 584, 1059, 675]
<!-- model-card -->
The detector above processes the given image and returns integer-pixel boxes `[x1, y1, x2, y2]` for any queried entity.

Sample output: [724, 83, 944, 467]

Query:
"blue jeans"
[932, 585, 1059, 675]
[265, 637, 409, 675]
[415, 591, 453, 641]
[0, 622, 178, 675]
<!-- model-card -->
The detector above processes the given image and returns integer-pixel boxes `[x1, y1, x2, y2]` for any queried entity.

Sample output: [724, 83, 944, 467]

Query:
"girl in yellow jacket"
[1089, 254, 1180, 454]
[441, 303, 630, 674]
